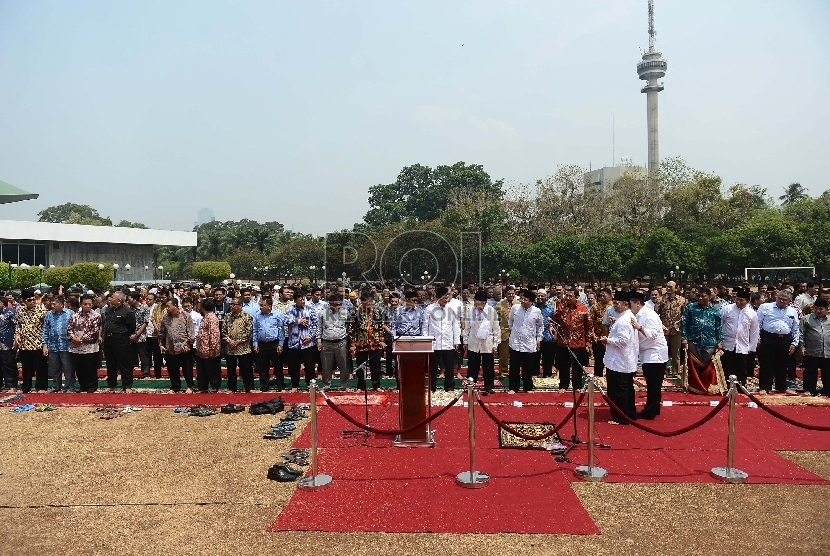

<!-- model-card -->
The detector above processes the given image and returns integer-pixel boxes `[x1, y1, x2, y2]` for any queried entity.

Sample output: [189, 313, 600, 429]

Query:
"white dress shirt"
[462, 305, 500, 353]
[720, 303, 760, 354]
[634, 305, 669, 363]
[424, 301, 461, 350]
[604, 308, 639, 373]
[190, 310, 203, 348]
[508, 304, 544, 353]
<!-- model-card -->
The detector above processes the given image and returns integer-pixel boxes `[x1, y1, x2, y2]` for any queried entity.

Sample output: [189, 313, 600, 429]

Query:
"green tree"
[38, 203, 107, 224]
[192, 261, 232, 284]
[116, 220, 148, 229]
[630, 228, 703, 280]
[12, 267, 40, 288]
[735, 211, 812, 269]
[779, 182, 808, 207]
[364, 162, 503, 228]
[43, 266, 72, 287]
[68, 263, 114, 289]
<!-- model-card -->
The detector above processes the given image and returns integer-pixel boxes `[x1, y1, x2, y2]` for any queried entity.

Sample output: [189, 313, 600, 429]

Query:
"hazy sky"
[1, 0, 828, 235]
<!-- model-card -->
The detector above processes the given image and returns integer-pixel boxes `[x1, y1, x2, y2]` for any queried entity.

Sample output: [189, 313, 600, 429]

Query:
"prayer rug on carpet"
[498, 422, 561, 449]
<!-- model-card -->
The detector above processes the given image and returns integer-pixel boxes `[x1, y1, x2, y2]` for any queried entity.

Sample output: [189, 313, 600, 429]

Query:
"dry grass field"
[2, 407, 829, 556]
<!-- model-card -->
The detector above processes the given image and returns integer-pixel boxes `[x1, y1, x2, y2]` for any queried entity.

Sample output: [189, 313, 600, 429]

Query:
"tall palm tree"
[779, 182, 808, 207]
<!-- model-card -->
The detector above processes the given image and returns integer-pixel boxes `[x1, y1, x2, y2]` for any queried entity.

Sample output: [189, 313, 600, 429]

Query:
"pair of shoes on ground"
[35, 403, 56, 412]
[189, 404, 217, 417]
[267, 462, 304, 482]
[272, 422, 296, 432]
[9, 404, 36, 412]
[282, 449, 309, 466]
[280, 408, 307, 422]
[220, 403, 246, 414]
[264, 428, 293, 440]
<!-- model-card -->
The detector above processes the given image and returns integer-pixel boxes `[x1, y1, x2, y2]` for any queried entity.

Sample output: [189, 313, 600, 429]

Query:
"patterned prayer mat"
[498, 422, 561, 449]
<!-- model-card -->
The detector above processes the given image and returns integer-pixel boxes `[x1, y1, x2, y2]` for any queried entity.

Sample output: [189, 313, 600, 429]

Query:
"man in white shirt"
[447, 286, 465, 381]
[795, 281, 819, 311]
[645, 288, 660, 311]
[720, 288, 760, 387]
[630, 291, 669, 420]
[599, 290, 639, 425]
[424, 286, 461, 392]
[463, 289, 500, 395]
[507, 289, 544, 394]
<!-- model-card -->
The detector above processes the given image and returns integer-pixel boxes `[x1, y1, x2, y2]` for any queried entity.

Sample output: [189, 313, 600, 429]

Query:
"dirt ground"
[2, 407, 829, 556]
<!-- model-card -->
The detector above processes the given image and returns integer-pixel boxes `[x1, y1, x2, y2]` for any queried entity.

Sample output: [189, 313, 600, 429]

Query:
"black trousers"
[640, 362, 665, 419]
[355, 349, 383, 390]
[803, 356, 830, 396]
[134, 341, 150, 377]
[104, 334, 133, 389]
[430, 349, 457, 392]
[591, 341, 606, 377]
[286, 347, 317, 389]
[721, 349, 750, 386]
[540, 340, 557, 377]
[508, 349, 537, 392]
[606, 369, 636, 423]
[72, 352, 99, 393]
[149, 336, 164, 378]
[555, 346, 588, 391]
[166, 352, 194, 392]
[20, 349, 48, 392]
[384, 334, 395, 378]
[0, 350, 17, 390]
[467, 350, 495, 392]
[256, 340, 281, 391]
[758, 333, 792, 392]
[195, 355, 222, 392]
[226, 352, 254, 392]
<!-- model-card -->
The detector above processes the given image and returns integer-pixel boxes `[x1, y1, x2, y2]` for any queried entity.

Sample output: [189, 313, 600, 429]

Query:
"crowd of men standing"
[1, 276, 828, 422]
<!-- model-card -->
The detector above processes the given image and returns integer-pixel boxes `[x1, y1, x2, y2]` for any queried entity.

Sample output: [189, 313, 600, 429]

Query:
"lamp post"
[38, 264, 44, 285]
[8, 263, 17, 285]
[158, 265, 163, 281]
[112, 263, 120, 282]
[144, 265, 149, 281]
[310, 265, 317, 284]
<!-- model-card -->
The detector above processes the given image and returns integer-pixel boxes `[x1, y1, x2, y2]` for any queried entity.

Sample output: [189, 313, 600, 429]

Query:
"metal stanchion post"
[298, 380, 333, 490]
[456, 382, 490, 488]
[711, 375, 748, 483]
[574, 375, 608, 482]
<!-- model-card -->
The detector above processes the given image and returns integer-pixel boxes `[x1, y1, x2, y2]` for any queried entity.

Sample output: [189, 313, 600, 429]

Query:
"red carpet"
[270, 400, 830, 534]
[13, 391, 391, 408]
[268, 447, 599, 534]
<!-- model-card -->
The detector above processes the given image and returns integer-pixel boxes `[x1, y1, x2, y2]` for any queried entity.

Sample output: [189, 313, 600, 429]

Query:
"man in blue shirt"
[253, 296, 286, 392]
[757, 289, 800, 394]
[284, 290, 319, 392]
[42, 295, 75, 393]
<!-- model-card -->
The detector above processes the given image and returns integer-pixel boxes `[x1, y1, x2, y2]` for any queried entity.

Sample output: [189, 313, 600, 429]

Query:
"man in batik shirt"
[14, 288, 48, 392]
[551, 286, 593, 392]
[67, 294, 102, 393]
[350, 291, 386, 391]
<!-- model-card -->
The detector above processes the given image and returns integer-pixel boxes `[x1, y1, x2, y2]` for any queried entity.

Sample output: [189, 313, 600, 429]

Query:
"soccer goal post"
[744, 266, 816, 283]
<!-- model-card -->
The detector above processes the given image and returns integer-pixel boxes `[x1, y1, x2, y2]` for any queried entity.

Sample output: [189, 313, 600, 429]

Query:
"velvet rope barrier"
[599, 391, 729, 437]
[475, 391, 586, 441]
[320, 390, 462, 435]
[737, 385, 830, 432]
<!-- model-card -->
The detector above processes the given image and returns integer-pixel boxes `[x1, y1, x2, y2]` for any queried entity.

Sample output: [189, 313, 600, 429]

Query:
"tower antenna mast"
[648, 0, 656, 52]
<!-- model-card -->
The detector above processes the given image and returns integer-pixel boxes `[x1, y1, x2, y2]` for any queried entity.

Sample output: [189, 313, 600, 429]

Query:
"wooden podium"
[393, 336, 435, 447]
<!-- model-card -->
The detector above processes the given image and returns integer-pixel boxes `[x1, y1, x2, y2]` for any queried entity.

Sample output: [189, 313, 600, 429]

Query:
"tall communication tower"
[636, 0, 667, 174]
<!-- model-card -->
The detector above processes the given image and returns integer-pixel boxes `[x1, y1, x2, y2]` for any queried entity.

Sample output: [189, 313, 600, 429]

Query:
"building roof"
[0, 220, 197, 247]
[0, 179, 38, 204]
